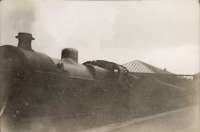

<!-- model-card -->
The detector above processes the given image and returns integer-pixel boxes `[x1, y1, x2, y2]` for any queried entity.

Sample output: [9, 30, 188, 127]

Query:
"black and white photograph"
[0, 0, 199, 132]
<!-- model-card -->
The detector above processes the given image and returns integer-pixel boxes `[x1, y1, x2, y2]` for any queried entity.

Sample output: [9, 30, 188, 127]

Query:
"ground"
[80, 105, 200, 132]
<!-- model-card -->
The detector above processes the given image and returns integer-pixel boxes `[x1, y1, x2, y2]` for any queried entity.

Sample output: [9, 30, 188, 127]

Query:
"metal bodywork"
[0, 45, 131, 131]
[0, 33, 195, 132]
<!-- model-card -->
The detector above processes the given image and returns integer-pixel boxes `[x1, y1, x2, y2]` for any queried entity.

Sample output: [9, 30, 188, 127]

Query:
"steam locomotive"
[0, 33, 193, 132]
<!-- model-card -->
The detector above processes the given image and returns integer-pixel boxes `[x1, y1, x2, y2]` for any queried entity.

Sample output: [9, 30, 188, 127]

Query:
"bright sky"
[0, 0, 199, 74]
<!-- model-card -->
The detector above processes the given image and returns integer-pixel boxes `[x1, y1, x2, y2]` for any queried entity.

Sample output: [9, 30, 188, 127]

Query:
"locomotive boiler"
[0, 33, 193, 132]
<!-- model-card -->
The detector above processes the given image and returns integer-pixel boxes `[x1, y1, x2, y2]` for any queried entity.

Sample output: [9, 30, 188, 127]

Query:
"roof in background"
[123, 60, 172, 74]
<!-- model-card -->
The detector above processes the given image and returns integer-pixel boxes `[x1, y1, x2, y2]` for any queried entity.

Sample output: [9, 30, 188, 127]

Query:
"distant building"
[123, 60, 172, 74]
[123, 60, 190, 86]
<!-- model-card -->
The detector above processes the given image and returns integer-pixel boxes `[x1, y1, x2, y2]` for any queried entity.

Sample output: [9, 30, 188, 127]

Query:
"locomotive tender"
[0, 33, 191, 132]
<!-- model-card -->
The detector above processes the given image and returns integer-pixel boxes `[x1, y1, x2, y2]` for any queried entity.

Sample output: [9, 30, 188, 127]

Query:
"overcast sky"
[0, 0, 199, 74]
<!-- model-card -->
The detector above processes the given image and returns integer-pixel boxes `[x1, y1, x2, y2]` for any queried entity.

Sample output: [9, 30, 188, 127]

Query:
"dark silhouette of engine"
[0, 33, 194, 132]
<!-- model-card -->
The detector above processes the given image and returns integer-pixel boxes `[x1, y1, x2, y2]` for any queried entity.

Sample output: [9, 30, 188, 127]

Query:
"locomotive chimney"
[61, 48, 78, 63]
[16, 32, 35, 51]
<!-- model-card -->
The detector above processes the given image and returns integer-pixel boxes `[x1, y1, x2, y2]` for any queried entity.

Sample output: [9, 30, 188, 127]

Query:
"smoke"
[9, 0, 35, 32]
[0, 0, 35, 44]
